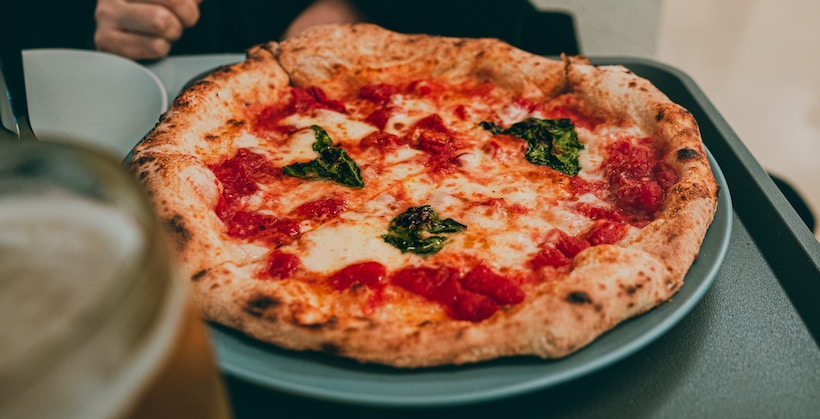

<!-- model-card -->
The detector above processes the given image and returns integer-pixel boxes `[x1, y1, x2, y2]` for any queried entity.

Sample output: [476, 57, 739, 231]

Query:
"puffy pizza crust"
[132, 44, 291, 278]
[204, 244, 671, 367]
[276, 23, 568, 99]
[565, 60, 718, 290]
[130, 23, 718, 368]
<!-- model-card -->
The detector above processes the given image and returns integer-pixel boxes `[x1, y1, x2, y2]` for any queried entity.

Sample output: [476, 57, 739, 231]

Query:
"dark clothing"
[1, 0, 579, 57]
[172, 0, 315, 55]
[171, 0, 578, 56]
[2, 1, 97, 52]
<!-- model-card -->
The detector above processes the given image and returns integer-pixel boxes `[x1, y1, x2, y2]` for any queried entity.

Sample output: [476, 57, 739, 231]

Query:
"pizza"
[130, 23, 718, 368]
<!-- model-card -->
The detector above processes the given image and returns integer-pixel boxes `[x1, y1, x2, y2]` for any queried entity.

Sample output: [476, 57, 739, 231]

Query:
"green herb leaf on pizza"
[283, 125, 365, 188]
[481, 118, 584, 176]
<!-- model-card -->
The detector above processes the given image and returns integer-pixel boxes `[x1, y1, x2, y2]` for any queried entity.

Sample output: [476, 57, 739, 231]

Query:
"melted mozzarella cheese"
[231, 131, 264, 149]
[296, 194, 411, 272]
[496, 102, 531, 126]
[247, 77, 633, 278]
[284, 128, 319, 161]
[384, 97, 436, 134]
[297, 221, 406, 272]
[284, 109, 377, 142]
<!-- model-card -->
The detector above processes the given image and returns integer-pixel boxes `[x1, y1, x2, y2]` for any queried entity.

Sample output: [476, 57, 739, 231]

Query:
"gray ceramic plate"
[210, 150, 732, 408]
[24, 49, 167, 158]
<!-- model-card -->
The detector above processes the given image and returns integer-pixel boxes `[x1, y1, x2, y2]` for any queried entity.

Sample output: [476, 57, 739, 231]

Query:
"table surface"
[145, 55, 820, 418]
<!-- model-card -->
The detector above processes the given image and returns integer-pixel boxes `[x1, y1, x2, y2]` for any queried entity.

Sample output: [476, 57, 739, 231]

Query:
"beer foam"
[0, 190, 145, 376]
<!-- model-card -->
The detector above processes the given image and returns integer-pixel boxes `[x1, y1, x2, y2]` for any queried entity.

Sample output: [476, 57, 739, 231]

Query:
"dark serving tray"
[184, 56, 818, 418]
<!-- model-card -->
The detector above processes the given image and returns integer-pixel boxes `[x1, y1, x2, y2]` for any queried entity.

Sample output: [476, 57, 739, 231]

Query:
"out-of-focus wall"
[529, 0, 663, 57]
[657, 0, 820, 236]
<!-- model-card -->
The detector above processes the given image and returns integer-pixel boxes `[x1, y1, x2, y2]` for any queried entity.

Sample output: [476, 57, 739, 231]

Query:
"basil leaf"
[427, 217, 468, 234]
[481, 118, 584, 176]
[383, 234, 449, 255]
[283, 125, 364, 188]
[382, 205, 466, 255]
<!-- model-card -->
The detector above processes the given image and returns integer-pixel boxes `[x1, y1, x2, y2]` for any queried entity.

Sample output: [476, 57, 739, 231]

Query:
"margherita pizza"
[130, 23, 718, 367]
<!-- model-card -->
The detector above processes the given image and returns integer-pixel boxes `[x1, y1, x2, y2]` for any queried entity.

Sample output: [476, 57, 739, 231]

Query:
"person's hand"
[94, 0, 201, 60]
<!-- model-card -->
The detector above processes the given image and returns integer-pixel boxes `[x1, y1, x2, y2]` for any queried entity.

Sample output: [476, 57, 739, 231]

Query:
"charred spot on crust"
[173, 97, 191, 108]
[622, 282, 645, 295]
[349, 283, 367, 295]
[214, 66, 233, 76]
[137, 155, 156, 165]
[629, 81, 638, 88]
[305, 316, 339, 330]
[165, 214, 191, 247]
[227, 119, 246, 127]
[566, 291, 592, 304]
[669, 181, 712, 202]
[321, 343, 341, 355]
[244, 295, 281, 317]
[677, 148, 701, 162]
[655, 110, 665, 121]
[208, 66, 234, 78]
[191, 269, 208, 281]
[455, 328, 467, 340]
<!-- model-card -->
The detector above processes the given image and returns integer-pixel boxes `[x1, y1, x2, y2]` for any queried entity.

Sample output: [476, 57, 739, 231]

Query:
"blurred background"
[3, 0, 818, 239]
[657, 0, 820, 241]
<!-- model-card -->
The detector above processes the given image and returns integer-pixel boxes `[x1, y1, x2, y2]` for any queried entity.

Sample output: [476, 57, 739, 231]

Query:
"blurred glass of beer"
[0, 140, 232, 418]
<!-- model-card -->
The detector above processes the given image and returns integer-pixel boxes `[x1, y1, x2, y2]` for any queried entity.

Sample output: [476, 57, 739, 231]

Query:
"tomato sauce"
[391, 264, 524, 322]
[530, 229, 587, 269]
[256, 86, 345, 131]
[221, 210, 300, 246]
[584, 220, 629, 246]
[328, 262, 387, 290]
[407, 79, 446, 97]
[359, 83, 399, 104]
[545, 96, 603, 130]
[358, 131, 403, 150]
[529, 224, 626, 269]
[294, 197, 348, 220]
[209, 148, 280, 203]
[364, 107, 392, 130]
[405, 114, 462, 175]
[603, 138, 678, 217]
[267, 251, 301, 280]
[209, 148, 302, 246]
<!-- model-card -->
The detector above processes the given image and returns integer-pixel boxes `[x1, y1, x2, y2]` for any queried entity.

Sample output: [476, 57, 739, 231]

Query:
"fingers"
[94, 0, 200, 60]
[134, 0, 200, 28]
